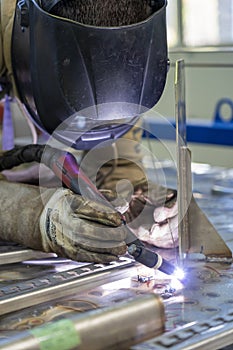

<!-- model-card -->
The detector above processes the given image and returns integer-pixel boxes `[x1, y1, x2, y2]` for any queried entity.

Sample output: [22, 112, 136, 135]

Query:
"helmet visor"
[12, 0, 168, 149]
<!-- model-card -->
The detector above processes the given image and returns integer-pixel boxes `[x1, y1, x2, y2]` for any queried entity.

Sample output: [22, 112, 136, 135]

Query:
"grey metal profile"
[0, 257, 134, 315]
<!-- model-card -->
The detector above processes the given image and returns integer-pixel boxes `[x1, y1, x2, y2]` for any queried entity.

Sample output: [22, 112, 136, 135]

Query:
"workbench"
[0, 162, 233, 350]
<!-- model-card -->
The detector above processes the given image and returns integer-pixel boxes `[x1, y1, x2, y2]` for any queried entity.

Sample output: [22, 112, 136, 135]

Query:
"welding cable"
[0, 144, 46, 171]
[0, 144, 112, 202]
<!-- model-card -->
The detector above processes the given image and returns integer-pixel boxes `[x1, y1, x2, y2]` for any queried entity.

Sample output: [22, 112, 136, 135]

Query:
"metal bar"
[0, 248, 55, 265]
[0, 294, 165, 350]
[175, 59, 187, 146]
[0, 257, 134, 315]
[175, 59, 192, 261]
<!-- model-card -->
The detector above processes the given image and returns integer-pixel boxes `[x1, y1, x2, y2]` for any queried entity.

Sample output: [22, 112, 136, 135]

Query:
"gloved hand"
[40, 188, 127, 262]
[0, 180, 127, 263]
[124, 178, 177, 221]
[99, 165, 178, 249]
[123, 179, 178, 249]
[81, 123, 178, 249]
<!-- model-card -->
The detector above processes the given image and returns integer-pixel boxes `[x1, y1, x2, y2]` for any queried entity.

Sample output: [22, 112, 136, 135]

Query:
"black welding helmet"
[12, 0, 168, 149]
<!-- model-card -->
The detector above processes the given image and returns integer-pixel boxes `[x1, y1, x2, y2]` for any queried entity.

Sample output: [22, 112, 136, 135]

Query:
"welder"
[0, 0, 178, 264]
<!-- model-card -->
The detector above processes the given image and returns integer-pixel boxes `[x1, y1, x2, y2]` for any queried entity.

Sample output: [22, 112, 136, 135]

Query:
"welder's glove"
[123, 179, 178, 249]
[40, 188, 127, 262]
[0, 181, 127, 263]
[84, 124, 179, 249]
[124, 178, 177, 220]
[100, 169, 178, 249]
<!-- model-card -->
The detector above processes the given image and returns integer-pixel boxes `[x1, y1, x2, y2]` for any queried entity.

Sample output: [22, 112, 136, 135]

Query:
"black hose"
[0, 144, 63, 171]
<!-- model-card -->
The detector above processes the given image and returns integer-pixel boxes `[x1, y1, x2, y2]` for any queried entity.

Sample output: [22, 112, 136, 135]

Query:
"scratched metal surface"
[1, 162, 233, 349]
[132, 162, 233, 349]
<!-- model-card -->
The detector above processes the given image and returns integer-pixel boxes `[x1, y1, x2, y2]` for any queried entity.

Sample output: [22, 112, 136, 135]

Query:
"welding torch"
[44, 146, 179, 276]
[0, 144, 178, 277]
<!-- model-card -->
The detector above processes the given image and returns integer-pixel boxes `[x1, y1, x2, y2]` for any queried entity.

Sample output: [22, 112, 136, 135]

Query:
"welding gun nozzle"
[128, 244, 176, 276]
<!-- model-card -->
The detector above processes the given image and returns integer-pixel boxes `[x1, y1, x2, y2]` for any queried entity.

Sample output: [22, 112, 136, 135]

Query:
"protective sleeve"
[0, 180, 55, 250]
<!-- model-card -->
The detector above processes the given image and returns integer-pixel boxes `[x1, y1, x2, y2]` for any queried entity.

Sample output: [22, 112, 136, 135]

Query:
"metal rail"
[0, 257, 134, 315]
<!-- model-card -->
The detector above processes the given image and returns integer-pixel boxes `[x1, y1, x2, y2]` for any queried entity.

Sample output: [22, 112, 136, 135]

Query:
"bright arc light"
[173, 267, 185, 281]
[170, 267, 185, 291]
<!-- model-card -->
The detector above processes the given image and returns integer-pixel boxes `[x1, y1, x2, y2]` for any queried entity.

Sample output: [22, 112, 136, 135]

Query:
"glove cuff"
[40, 188, 71, 253]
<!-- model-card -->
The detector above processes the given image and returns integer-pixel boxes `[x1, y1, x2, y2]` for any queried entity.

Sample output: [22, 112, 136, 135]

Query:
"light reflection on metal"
[0, 294, 165, 350]
[101, 277, 132, 291]
[0, 247, 55, 265]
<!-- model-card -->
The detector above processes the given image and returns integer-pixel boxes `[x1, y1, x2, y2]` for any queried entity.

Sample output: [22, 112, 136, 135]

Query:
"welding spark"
[173, 267, 185, 281]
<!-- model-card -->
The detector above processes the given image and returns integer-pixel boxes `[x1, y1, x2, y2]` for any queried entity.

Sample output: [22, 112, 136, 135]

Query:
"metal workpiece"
[175, 59, 192, 261]
[0, 293, 165, 350]
[177, 145, 192, 259]
[175, 59, 232, 261]
[186, 197, 232, 260]
[0, 257, 134, 316]
[0, 243, 55, 265]
[1, 163, 233, 349]
[175, 60, 187, 148]
[131, 307, 233, 350]
[130, 254, 233, 350]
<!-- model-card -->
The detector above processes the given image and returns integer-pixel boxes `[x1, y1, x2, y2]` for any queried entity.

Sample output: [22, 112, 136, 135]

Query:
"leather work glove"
[123, 179, 178, 249]
[40, 188, 127, 262]
[0, 180, 127, 263]
[100, 169, 178, 249]
[80, 123, 179, 249]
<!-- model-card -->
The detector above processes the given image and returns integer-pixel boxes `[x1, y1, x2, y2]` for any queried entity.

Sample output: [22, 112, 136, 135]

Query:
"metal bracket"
[175, 59, 232, 262]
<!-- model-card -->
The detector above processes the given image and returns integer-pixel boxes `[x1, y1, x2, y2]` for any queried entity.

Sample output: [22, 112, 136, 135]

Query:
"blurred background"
[149, 0, 233, 167]
[2, 0, 233, 167]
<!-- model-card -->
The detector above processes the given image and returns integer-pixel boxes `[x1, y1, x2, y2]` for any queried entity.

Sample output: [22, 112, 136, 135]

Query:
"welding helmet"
[12, 0, 168, 149]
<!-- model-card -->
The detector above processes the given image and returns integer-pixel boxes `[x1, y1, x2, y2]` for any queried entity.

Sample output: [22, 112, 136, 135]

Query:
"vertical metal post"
[175, 59, 192, 262]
